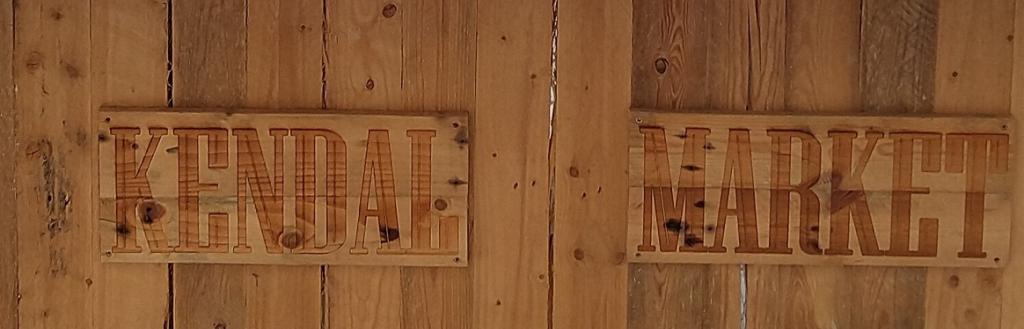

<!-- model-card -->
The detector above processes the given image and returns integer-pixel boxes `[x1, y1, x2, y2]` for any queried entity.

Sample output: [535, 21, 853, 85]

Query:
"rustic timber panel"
[615, 0, 1024, 328]
[10, 0, 1024, 328]
[628, 111, 1013, 268]
[91, 1, 171, 327]
[0, 0, 14, 327]
[96, 108, 470, 266]
[243, 1, 325, 327]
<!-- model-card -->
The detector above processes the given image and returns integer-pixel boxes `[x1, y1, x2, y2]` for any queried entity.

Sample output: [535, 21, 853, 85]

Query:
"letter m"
[638, 127, 710, 252]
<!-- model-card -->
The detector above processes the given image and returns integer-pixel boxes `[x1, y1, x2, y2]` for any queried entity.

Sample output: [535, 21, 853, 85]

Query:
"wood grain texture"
[324, 0, 404, 327]
[95, 109, 470, 265]
[628, 111, 1013, 267]
[244, 2, 323, 326]
[327, 267, 402, 328]
[553, 0, 631, 328]
[0, 0, 14, 327]
[928, 0, 1014, 328]
[861, 0, 938, 113]
[472, 0, 552, 328]
[399, 1, 475, 328]
[784, 0, 862, 113]
[15, 0, 94, 328]
[1004, 1, 1024, 328]
[171, 0, 248, 328]
[90, 0, 171, 327]
[747, 1, 862, 327]
[848, 0, 938, 327]
[325, 0, 402, 110]
[628, 1, 743, 328]
[1003, 0, 1024, 325]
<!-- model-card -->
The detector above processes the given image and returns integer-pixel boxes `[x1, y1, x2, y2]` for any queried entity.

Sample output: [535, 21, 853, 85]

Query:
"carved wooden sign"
[97, 108, 469, 266]
[628, 110, 1014, 267]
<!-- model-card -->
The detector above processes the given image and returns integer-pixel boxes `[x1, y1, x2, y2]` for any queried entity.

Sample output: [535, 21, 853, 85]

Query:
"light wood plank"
[0, 0, 15, 327]
[1004, 1, 1024, 328]
[747, 1, 862, 327]
[928, 0, 1015, 328]
[171, 0, 248, 327]
[324, 0, 404, 326]
[14, 0, 95, 328]
[327, 267, 402, 328]
[553, 0, 632, 328]
[628, 1, 744, 328]
[326, 0, 402, 110]
[471, 0, 552, 328]
[90, 0, 171, 327]
[244, 1, 324, 327]
[398, 1, 475, 328]
[847, 0, 940, 327]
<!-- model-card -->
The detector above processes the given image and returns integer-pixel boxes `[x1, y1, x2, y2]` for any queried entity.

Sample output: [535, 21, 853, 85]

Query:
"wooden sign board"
[96, 108, 469, 267]
[628, 110, 1014, 268]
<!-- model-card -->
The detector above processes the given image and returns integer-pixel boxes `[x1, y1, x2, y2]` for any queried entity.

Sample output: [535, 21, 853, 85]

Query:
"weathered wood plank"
[14, 0, 94, 328]
[927, 0, 1015, 328]
[471, 0, 552, 328]
[326, 0, 402, 110]
[747, 1, 862, 327]
[90, 0, 171, 327]
[631, 0, 709, 110]
[749, 0, 786, 112]
[553, 0, 631, 328]
[0, 0, 15, 327]
[849, 0, 939, 327]
[629, 1, 743, 328]
[861, 0, 938, 113]
[784, 0, 862, 113]
[1004, 1, 1024, 328]
[324, 0, 405, 326]
[244, 1, 324, 327]
[171, 0, 248, 327]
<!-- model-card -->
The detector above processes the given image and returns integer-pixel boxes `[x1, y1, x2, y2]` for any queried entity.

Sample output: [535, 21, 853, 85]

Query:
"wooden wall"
[3, 0, 1024, 328]
[555, 0, 1024, 329]
[8, 0, 551, 328]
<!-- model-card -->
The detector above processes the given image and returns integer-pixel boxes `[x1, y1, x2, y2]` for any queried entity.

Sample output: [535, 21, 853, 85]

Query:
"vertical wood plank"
[14, 0, 94, 328]
[861, 0, 937, 113]
[928, 0, 1014, 328]
[401, 268, 470, 329]
[706, 0, 750, 112]
[325, 0, 402, 110]
[849, 0, 938, 328]
[399, 1, 474, 328]
[0, 0, 15, 327]
[1005, 0, 1024, 327]
[784, 0, 862, 113]
[327, 267, 402, 328]
[746, 1, 861, 328]
[244, 1, 324, 328]
[553, 0, 631, 328]
[472, 0, 552, 328]
[324, 0, 404, 327]
[628, 1, 745, 328]
[748, 0, 786, 112]
[171, 0, 248, 328]
[90, 0, 171, 327]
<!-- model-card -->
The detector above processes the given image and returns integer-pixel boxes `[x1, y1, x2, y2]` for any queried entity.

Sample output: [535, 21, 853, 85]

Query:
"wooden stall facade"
[4, 0, 1024, 328]
[554, 0, 1024, 329]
